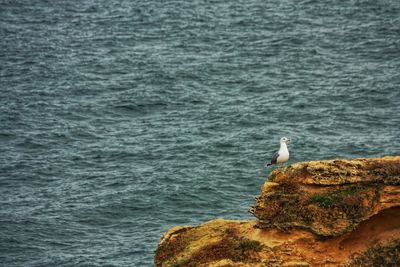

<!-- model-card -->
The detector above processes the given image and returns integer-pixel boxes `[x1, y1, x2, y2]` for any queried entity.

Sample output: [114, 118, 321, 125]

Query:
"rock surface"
[155, 156, 400, 266]
[251, 156, 400, 237]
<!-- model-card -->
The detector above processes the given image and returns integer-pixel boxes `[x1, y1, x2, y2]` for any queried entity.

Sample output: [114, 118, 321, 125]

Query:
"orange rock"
[251, 156, 400, 237]
[155, 156, 400, 267]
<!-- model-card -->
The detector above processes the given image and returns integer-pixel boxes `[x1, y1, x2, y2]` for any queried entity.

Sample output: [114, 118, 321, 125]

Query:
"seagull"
[266, 137, 291, 167]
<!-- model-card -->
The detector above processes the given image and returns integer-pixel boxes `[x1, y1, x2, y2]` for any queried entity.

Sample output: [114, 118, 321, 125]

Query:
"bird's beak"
[287, 138, 291, 143]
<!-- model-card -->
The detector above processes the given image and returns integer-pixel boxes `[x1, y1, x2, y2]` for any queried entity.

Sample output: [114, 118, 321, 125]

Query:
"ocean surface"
[1, 0, 399, 266]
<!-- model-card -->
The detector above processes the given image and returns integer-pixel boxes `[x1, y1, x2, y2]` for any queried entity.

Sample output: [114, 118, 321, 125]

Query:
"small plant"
[311, 194, 333, 208]
[239, 238, 262, 252]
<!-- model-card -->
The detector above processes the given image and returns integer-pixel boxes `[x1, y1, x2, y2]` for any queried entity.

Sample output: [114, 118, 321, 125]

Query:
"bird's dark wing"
[267, 152, 279, 166]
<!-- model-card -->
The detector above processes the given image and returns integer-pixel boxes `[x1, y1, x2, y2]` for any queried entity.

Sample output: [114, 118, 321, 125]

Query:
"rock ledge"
[155, 156, 400, 267]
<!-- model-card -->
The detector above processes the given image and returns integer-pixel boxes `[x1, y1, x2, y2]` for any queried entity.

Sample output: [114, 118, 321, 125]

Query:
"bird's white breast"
[277, 151, 289, 163]
[277, 143, 289, 163]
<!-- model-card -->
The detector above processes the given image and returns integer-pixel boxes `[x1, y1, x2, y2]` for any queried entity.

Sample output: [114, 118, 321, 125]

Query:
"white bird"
[266, 137, 291, 167]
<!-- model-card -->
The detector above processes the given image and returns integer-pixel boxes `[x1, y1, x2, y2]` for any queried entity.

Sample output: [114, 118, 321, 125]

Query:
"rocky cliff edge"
[155, 156, 400, 266]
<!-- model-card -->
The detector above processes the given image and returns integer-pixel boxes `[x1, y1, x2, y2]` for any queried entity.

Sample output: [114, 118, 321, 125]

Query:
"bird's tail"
[266, 163, 272, 167]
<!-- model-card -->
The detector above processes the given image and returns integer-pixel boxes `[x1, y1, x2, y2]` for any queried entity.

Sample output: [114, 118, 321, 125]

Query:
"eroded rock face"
[155, 220, 264, 267]
[155, 156, 400, 267]
[250, 156, 400, 237]
[155, 208, 400, 266]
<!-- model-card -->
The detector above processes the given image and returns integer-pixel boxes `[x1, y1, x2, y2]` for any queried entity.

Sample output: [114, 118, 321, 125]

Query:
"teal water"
[1, 0, 399, 266]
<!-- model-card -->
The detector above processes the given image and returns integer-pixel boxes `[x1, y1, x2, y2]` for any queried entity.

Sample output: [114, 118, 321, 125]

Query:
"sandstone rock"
[155, 156, 400, 267]
[251, 156, 400, 237]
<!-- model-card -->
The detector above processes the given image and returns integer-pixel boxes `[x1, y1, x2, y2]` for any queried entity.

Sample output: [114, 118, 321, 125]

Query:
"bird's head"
[280, 137, 291, 144]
